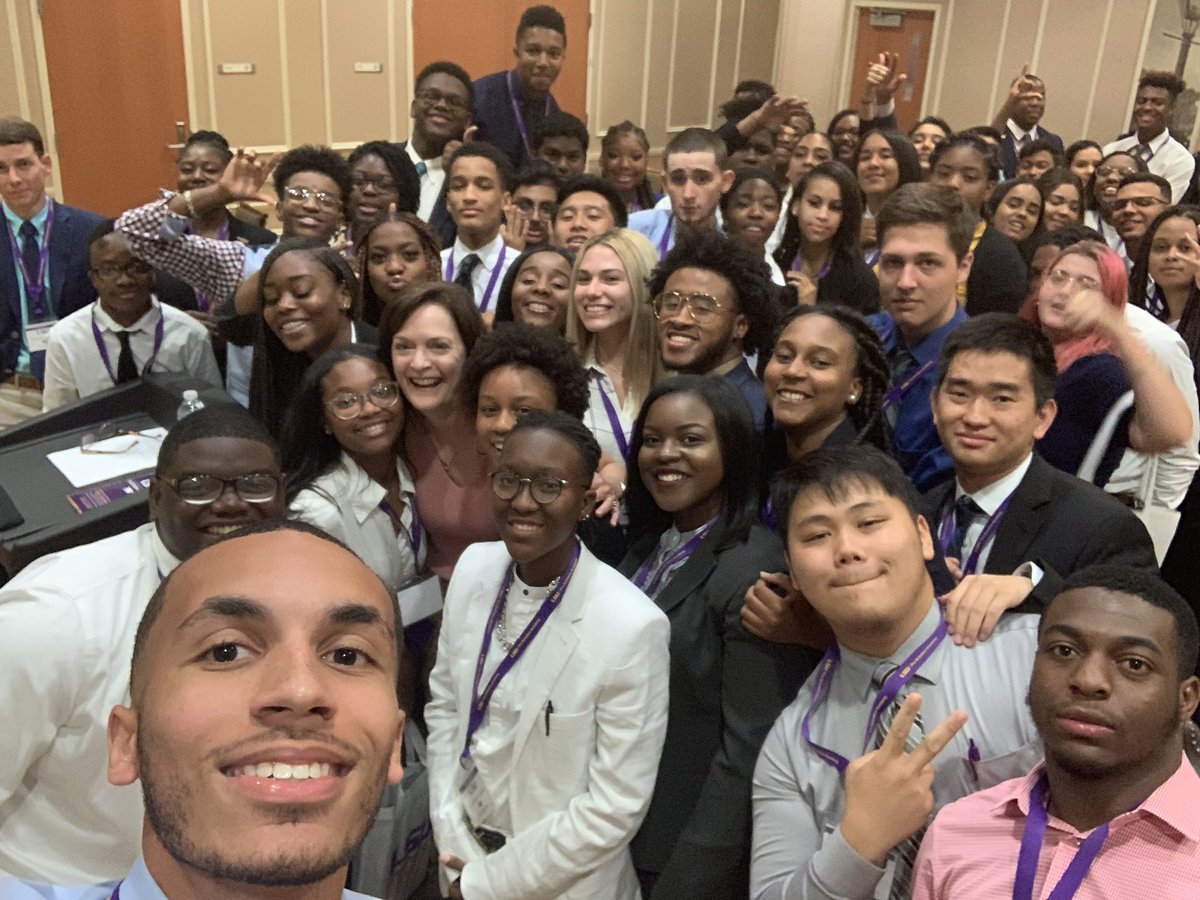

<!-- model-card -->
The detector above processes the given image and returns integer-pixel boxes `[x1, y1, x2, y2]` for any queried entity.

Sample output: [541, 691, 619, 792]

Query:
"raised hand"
[218, 148, 281, 203]
[441, 124, 479, 170]
[939, 573, 1033, 647]
[500, 202, 531, 251]
[840, 695, 968, 865]
[756, 95, 809, 133]
[785, 270, 818, 307]
[866, 51, 907, 105]
[741, 571, 834, 648]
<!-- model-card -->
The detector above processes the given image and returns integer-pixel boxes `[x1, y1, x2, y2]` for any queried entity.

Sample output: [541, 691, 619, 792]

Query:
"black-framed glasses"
[90, 259, 153, 279]
[652, 290, 727, 322]
[350, 173, 398, 193]
[415, 88, 469, 111]
[491, 471, 583, 505]
[324, 381, 402, 420]
[1112, 195, 1166, 210]
[282, 185, 341, 210]
[166, 473, 281, 505]
[513, 197, 557, 220]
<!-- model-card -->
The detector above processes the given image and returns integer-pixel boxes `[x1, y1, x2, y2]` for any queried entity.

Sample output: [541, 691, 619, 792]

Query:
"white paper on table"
[47, 427, 168, 488]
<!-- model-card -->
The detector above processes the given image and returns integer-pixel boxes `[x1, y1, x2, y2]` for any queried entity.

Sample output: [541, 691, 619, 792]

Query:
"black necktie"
[947, 495, 984, 560]
[115, 331, 138, 383]
[19, 220, 46, 319]
[454, 253, 481, 292]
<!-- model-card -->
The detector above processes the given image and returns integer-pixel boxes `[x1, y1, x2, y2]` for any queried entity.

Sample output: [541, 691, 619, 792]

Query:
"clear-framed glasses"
[350, 173, 397, 193]
[1095, 165, 1136, 180]
[513, 197, 557, 220]
[491, 471, 582, 505]
[90, 259, 153, 279]
[1045, 269, 1102, 293]
[651, 290, 727, 322]
[166, 473, 281, 506]
[415, 88, 469, 111]
[80, 423, 163, 454]
[282, 185, 341, 210]
[324, 381, 402, 420]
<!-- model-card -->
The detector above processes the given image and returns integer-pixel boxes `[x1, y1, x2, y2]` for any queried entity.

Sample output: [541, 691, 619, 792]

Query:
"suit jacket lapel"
[47, 200, 70, 315]
[0, 220, 17, 319]
[986, 455, 1053, 574]
[651, 536, 715, 616]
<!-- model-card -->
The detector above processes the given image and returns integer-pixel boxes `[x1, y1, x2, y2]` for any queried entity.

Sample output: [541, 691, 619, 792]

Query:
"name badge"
[398, 575, 442, 626]
[24, 319, 57, 354]
[457, 756, 499, 828]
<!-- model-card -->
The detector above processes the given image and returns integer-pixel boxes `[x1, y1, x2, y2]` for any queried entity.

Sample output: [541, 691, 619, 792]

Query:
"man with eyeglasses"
[0, 404, 285, 885]
[647, 229, 778, 430]
[1103, 71, 1195, 203]
[1112, 173, 1171, 264]
[40, 220, 220, 411]
[506, 161, 560, 249]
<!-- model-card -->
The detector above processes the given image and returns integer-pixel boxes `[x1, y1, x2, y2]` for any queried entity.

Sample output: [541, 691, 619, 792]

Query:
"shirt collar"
[404, 141, 442, 170]
[3, 195, 50, 231]
[956, 452, 1033, 515]
[93, 297, 161, 334]
[117, 855, 169, 899]
[1007, 120, 1039, 143]
[150, 522, 183, 579]
[452, 234, 505, 269]
[339, 452, 417, 523]
[1141, 129, 1172, 153]
[838, 599, 946, 693]
[888, 305, 967, 362]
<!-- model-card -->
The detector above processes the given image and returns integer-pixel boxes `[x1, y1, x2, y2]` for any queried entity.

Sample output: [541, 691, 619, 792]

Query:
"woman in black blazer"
[619, 375, 818, 900]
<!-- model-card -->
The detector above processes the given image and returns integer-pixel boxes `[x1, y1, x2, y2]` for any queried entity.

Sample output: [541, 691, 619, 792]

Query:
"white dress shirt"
[952, 453, 1034, 575]
[405, 142, 445, 222]
[583, 355, 639, 464]
[0, 524, 181, 884]
[1104, 130, 1196, 202]
[440, 235, 514, 313]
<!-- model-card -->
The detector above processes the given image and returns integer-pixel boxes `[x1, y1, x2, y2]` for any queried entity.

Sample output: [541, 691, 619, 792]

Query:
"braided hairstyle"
[600, 121, 656, 211]
[355, 210, 443, 326]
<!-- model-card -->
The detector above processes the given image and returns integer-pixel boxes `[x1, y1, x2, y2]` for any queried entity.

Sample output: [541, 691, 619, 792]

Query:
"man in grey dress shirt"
[751, 446, 1041, 900]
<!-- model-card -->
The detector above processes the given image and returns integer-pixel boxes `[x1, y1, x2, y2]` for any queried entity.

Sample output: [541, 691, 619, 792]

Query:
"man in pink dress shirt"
[913, 565, 1200, 899]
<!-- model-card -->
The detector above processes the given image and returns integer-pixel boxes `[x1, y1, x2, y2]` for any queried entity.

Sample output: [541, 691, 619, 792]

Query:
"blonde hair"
[566, 228, 663, 411]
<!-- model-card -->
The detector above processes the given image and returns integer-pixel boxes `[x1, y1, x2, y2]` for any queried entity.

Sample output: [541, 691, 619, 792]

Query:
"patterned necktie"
[1136, 143, 1152, 162]
[872, 663, 927, 899]
[115, 331, 138, 383]
[454, 252, 481, 292]
[19, 220, 46, 319]
[946, 495, 984, 561]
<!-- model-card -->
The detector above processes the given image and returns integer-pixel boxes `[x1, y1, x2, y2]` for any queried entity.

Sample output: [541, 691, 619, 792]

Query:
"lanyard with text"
[937, 493, 1014, 574]
[91, 305, 166, 385]
[657, 215, 674, 261]
[1013, 774, 1110, 900]
[379, 495, 423, 561]
[632, 519, 716, 596]
[444, 244, 508, 313]
[7, 201, 55, 319]
[507, 70, 551, 160]
[593, 370, 629, 458]
[801, 617, 949, 773]
[463, 540, 582, 758]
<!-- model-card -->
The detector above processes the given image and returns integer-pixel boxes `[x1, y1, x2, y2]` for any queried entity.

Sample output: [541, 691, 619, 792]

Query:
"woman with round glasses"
[427, 409, 670, 899]
[1021, 240, 1191, 485]
[618, 376, 816, 897]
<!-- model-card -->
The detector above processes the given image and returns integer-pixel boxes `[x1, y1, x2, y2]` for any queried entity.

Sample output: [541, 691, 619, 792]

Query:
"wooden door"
[412, 0, 590, 122]
[39, 0, 190, 216]
[850, 7, 936, 133]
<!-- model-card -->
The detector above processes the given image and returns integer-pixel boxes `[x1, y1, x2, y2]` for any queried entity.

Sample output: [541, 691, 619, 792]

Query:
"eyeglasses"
[350, 173, 397, 193]
[415, 88, 470, 111]
[491, 471, 583, 505]
[80, 423, 163, 454]
[652, 291, 728, 322]
[1045, 269, 1102, 293]
[513, 197, 557, 220]
[324, 381, 402, 419]
[1112, 195, 1166, 210]
[90, 259, 153, 279]
[1095, 165, 1136, 179]
[282, 185, 341, 210]
[166, 473, 281, 505]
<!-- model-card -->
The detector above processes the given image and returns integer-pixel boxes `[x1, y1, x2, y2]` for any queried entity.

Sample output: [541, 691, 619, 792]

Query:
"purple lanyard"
[592, 370, 629, 458]
[801, 617, 949, 773]
[7, 201, 55, 318]
[632, 519, 716, 595]
[1013, 774, 1110, 900]
[380, 495, 423, 561]
[507, 70, 550, 160]
[657, 215, 674, 261]
[109, 881, 122, 900]
[882, 357, 936, 413]
[463, 540, 582, 757]
[937, 493, 1014, 575]
[91, 305, 166, 385]
[790, 251, 832, 280]
[186, 220, 229, 312]
[864, 247, 880, 267]
[444, 245, 507, 313]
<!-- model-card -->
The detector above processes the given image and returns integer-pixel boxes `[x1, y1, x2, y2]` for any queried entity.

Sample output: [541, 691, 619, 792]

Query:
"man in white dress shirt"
[1103, 71, 1196, 203]
[41, 221, 221, 411]
[0, 404, 285, 885]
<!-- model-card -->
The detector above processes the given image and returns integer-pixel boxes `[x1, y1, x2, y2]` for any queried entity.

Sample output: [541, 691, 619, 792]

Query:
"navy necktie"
[115, 331, 138, 383]
[947, 495, 984, 560]
[19, 219, 46, 319]
[415, 160, 428, 178]
[454, 253, 481, 292]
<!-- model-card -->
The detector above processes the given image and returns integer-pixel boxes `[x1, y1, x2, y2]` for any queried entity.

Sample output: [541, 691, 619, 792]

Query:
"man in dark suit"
[0, 117, 103, 426]
[989, 67, 1064, 180]
[923, 313, 1156, 645]
[397, 61, 473, 251]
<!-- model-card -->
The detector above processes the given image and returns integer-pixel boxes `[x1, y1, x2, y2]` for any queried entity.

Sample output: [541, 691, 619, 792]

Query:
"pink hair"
[1019, 240, 1126, 372]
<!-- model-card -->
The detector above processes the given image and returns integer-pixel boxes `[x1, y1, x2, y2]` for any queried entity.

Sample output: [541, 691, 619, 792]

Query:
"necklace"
[495, 575, 562, 652]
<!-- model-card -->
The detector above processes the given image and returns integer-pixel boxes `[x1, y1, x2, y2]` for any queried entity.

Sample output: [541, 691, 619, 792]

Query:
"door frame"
[8, 1, 64, 198]
[836, 1, 943, 120]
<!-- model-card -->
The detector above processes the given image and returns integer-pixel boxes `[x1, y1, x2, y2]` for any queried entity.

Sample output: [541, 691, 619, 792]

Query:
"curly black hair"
[647, 229, 780, 357]
[272, 144, 354, 217]
[460, 321, 590, 420]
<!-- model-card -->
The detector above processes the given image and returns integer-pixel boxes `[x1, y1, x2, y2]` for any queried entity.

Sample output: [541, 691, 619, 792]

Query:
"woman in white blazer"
[426, 410, 670, 900]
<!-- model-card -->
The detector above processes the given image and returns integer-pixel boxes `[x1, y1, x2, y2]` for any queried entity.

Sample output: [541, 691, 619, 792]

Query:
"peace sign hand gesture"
[839, 695, 968, 865]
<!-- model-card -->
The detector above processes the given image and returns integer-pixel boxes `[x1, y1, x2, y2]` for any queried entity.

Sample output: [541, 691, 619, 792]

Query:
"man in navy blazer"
[989, 69, 1064, 179]
[0, 117, 103, 426]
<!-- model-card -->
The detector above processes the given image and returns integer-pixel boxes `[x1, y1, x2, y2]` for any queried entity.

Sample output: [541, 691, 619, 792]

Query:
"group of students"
[3, 4, 1200, 899]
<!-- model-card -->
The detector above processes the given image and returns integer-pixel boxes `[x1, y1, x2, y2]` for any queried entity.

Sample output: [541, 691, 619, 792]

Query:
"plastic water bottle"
[176, 389, 205, 421]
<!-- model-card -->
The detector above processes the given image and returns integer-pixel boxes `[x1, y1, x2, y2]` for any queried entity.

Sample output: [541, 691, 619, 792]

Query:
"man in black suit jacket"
[924, 314, 1156, 643]
[990, 68, 1065, 179]
[0, 117, 103, 425]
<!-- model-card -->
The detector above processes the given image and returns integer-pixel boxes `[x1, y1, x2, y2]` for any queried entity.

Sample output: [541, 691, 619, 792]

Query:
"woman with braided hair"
[356, 210, 443, 327]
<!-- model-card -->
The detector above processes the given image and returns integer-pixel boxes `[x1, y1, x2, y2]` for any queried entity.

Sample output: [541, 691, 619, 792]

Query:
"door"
[412, 0, 590, 123]
[850, 6, 936, 133]
[39, 0, 190, 216]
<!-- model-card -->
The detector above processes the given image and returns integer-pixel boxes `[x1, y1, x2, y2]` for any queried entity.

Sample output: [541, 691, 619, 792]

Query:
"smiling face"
[366, 220, 431, 306]
[638, 391, 725, 531]
[446, 155, 509, 244]
[663, 150, 732, 227]
[476, 364, 557, 466]
[348, 154, 400, 233]
[514, 26, 565, 95]
[89, 233, 155, 325]
[553, 190, 615, 252]
[574, 244, 633, 336]
[410, 72, 472, 150]
[1036, 252, 1102, 338]
[601, 132, 648, 196]
[857, 133, 900, 201]
[510, 250, 572, 331]
[787, 132, 834, 184]
[878, 223, 970, 344]
[261, 251, 351, 359]
[830, 114, 861, 165]
[1149, 216, 1199, 296]
[795, 175, 844, 247]
[321, 357, 404, 462]
[785, 481, 934, 654]
[149, 437, 285, 561]
[1113, 183, 1169, 243]
[1133, 85, 1173, 138]
[109, 530, 403, 890]
[276, 171, 344, 241]
[1094, 154, 1138, 214]
[657, 266, 746, 374]
[389, 303, 467, 415]
[991, 184, 1042, 243]
[176, 143, 227, 194]
[909, 123, 948, 171]
[1042, 183, 1083, 233]
[764, 314, 862, 445]
[723, 177, 781, 252]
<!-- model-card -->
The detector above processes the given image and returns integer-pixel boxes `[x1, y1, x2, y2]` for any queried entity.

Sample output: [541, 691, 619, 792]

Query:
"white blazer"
[426, 541, 670, 900]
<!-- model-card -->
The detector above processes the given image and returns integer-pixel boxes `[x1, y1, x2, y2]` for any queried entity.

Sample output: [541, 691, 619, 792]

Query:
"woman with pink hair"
[1021, 240, 1192, 486]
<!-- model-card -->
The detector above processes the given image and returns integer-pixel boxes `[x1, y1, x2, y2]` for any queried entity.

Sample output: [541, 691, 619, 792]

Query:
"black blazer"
[0, 199, 105, 378]
[965, 224, 1027, 315]
[919, 453, 1158, 609]
[394, 140, 456, 251]
[999, 126, 1064, 179]
[619, 522, 818, 899]
[816, 253, 880, 314]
